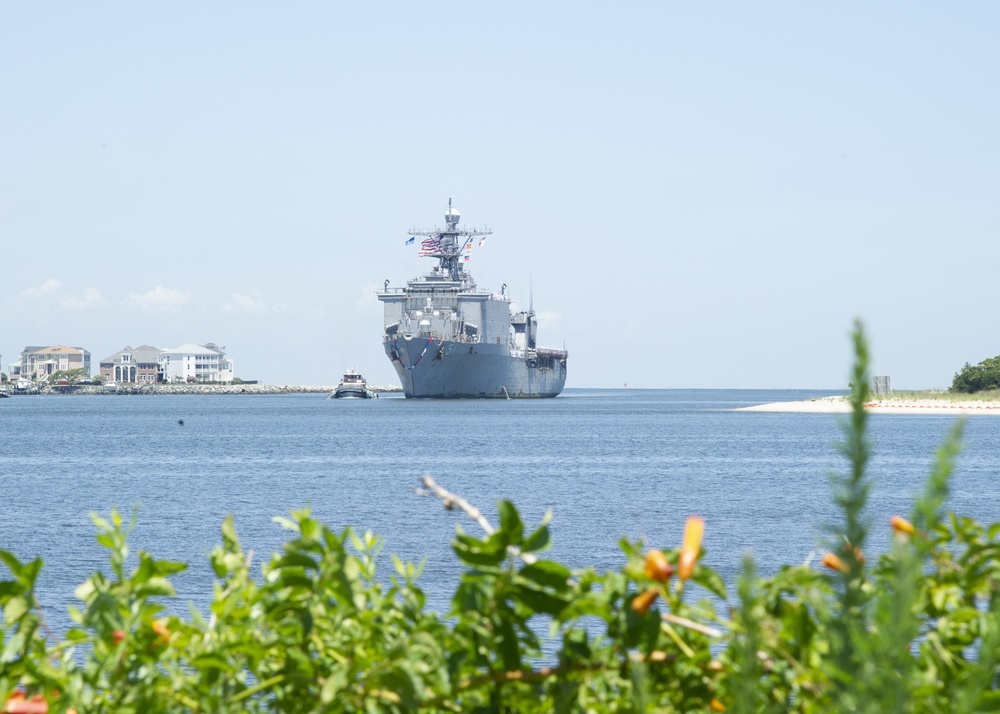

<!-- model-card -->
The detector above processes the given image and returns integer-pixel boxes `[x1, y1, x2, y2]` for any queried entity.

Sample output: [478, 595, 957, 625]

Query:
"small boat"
[330, 370, 376, 399]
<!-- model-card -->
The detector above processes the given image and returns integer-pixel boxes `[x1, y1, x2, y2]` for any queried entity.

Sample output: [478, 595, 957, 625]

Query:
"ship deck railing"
[388, 331, 482, 345]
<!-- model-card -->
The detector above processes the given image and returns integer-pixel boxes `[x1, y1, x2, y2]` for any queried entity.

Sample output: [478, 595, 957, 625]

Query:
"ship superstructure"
[377, 201, 567, 398]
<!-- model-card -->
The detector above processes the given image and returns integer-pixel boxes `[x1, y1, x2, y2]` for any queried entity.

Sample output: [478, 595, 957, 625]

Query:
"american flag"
[419, 235, 443, 255]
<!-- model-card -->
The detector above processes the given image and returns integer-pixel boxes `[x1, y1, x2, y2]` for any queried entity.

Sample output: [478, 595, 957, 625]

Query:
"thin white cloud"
[536, 310, 561, 329]
[17, 278, 62, 302]
[355, 282, 381, 312]
[59, 287, 105, 310]
[503, 302, 560, 329]
[224, 292, 283, 315]
[122, 285, 191, 312]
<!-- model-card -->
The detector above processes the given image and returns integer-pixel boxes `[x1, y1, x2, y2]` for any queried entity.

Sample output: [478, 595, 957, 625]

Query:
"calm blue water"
[2, 389, 998, 635]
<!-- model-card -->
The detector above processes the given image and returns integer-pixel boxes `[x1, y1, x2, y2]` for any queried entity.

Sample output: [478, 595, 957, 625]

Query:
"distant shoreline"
[3, 384, 403, 396]
[739, 395, 1000, 415]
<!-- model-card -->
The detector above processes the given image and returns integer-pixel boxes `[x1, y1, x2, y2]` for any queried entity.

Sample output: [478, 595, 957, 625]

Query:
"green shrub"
[951, 355, 1000, 393]
[3, 321, 999, 712]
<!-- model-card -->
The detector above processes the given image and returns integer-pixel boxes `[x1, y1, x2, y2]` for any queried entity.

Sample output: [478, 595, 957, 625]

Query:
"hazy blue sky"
[2, 3, 997, 388]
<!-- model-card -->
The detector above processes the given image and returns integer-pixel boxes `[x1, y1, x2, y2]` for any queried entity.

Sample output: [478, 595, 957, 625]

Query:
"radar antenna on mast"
[407, 199, 492, 281]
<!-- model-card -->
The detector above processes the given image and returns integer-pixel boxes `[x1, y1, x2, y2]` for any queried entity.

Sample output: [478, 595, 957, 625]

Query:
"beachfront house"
[18, 345, 91, 381]
[159, 343, 234, 383]
[99, 345, 162, 384]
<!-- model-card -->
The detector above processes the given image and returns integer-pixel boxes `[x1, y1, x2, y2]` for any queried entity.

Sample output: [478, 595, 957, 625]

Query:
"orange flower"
[112, 629, 126, 644]
[644, 549, 674, 583]
[678, 516, 704, 581]
[890, 515, 915, 535]
[822, 552, 849, 574]
[151, 619, 171, 645]
[631, 587, 660, 615]
[4, 692, 48, 714]
[710, 699, 727, 712]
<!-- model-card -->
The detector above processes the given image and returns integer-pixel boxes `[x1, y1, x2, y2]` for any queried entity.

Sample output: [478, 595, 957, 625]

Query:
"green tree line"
[952, 355, 1000, 394]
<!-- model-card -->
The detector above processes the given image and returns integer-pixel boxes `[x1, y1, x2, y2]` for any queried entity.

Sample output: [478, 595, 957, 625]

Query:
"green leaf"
[453, 533, 506, 567]
[0, 629, 26, 663]
[3, 595, 29, 625]
[187, 601, 209, 629]
[134, 553, 155, 584]
[274, 572, 314, 589]
[221, 514, 239, 545]
[559, 596, 612, 622]
[522, 523, 552, 554]
[300, 517, 318, 540]
[135, 577, 176, 598]
[519, 560, 571, 591]
[273, 552, 319, 571]
[0, 550, 25, 577]
[497, 617, 521, 671]
[498, 500, 524, 546]
[512, 583, 569, 616]
[154, 560, 187, 577]
[73, 579, 96, 602]
[974, 691, 1000, 711]
[693, 565, 728, 600]
[272, 516, 299, 532]
[321, 669, 349, 704]
[191, 652, 235, 673]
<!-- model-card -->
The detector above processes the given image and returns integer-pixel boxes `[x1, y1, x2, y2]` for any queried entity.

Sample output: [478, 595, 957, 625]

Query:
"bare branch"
[419, 475, 538, 565]
[662, 612, 723, 638]
[420, 474, 495, 534]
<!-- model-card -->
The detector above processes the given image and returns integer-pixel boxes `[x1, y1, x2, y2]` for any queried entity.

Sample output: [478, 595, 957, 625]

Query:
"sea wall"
[8, 384, 402, 396]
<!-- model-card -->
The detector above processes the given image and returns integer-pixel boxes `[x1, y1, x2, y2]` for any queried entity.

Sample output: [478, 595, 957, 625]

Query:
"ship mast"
[407, 198, 492, 281]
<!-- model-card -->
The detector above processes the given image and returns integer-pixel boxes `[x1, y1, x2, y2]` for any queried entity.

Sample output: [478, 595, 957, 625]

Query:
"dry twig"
[419, 474, 537, 565]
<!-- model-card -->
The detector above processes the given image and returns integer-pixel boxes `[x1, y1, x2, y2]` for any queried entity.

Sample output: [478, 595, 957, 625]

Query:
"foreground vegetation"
[4, 321, 1000, 712]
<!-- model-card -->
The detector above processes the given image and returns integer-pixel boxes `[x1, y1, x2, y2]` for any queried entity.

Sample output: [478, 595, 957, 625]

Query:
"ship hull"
[385, 336, 566, 399]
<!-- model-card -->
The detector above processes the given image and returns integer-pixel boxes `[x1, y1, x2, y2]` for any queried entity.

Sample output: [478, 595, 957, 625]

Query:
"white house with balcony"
[159, 343, 234, 383]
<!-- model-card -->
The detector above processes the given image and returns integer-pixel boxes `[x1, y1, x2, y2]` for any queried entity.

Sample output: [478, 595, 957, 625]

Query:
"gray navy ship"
[377, 201, 568, 398]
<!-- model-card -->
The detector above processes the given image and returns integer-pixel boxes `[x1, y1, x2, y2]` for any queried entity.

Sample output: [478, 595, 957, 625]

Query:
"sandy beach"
[739, 396, 1000, 415]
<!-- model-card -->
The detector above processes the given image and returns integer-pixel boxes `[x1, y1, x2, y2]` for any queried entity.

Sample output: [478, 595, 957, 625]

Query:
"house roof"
[100, 345, 161, 364]
[29, 345, 89, 357]
[161, 343, 225, 356]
